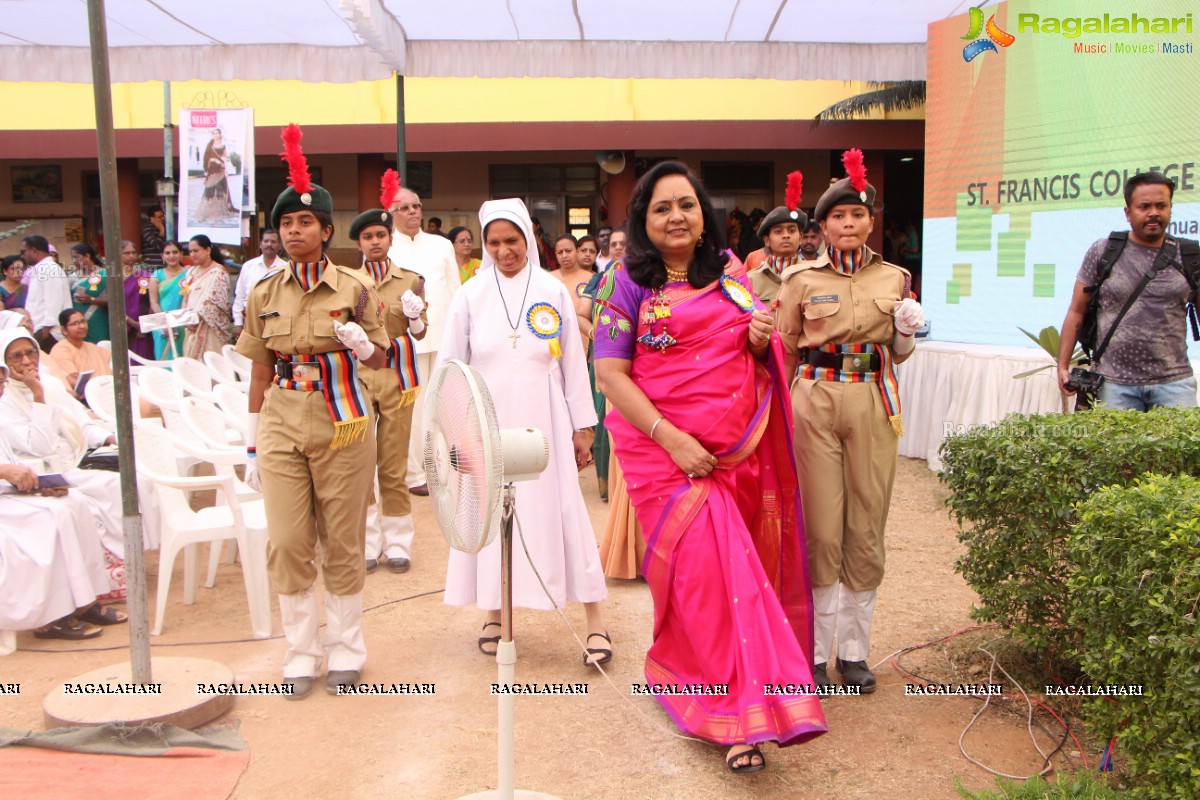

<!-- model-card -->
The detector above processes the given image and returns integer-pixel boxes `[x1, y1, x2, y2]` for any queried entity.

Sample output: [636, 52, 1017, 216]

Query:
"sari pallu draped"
[603, 266, 826, 747]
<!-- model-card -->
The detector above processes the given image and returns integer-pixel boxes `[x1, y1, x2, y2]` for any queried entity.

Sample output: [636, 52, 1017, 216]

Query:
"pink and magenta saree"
[595, 259, 826, 747]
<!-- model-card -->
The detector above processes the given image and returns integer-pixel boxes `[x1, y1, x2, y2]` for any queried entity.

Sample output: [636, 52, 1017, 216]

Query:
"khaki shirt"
[237, 261, 390, 365]
[749, 265, 782, 306]
[374, 263, 428, 341]
[776, 248, 911, 361]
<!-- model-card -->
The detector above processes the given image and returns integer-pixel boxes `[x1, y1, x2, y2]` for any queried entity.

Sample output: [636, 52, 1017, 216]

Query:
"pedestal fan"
[422, 359, 559, 800]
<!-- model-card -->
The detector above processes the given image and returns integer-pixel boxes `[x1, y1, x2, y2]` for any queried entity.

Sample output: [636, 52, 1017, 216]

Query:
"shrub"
[955, 772, 1123, 799]
[1066, 474, 1200, 800]
[939, 408, 1200, 656]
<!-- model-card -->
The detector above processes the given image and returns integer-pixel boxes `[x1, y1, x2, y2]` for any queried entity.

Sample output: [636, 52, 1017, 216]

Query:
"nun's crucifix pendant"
[509, 331, 520, 348]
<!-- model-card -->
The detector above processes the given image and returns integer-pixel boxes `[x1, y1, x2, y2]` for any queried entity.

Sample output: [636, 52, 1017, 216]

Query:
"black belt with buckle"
[274, 359, 323, 381]
[801, 349, 880, 373]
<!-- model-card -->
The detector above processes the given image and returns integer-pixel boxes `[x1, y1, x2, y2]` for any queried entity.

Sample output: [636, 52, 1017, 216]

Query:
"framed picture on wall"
[12, 165, 64, 203]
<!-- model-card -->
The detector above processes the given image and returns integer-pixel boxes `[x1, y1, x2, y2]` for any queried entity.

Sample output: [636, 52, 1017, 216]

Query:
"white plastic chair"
[172, 356, 215, 399]
[85, 374, 143, 425]
[223, 344, 253, 382]
[180, 395, 244, 450]
[138, 366, 187, 432]
[134, 423, 271, 639]
[203, 350, 246, 390]
[97, 340, 111, 351]
[212, 382, 250, 436]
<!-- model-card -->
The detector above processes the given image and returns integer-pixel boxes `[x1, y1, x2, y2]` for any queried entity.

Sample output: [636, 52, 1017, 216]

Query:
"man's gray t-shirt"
[1076, 237, 1194, 385]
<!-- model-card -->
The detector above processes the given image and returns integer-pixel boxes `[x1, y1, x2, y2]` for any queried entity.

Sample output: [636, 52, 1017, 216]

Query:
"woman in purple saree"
[595, 162, 826, 773]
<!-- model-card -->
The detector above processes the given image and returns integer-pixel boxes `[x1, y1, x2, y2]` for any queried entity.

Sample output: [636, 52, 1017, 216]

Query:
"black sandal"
[726, 745, 765, 774]
[584, 632, 612, 667]
[78, 604, 128, 626]
[478, 621, 501, 655]
[33, 616, 103, 640]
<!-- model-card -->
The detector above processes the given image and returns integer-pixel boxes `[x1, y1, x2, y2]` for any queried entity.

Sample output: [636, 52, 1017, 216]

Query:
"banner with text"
[924, 0, 1199, 350]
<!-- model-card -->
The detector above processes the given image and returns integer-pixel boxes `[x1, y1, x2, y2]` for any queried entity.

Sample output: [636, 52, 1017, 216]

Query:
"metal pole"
[395, 73, 407, 186]
[87, 0, 151, 684]
[163, 81, 176, 241]
[497, 486, 515, 800]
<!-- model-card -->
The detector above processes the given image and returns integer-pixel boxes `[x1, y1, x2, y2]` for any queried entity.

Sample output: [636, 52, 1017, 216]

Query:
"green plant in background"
[1066, 474, 1200, 800]
[955, 771, 1123, 799]
[939, 408, 1200, 656]
[950, 772, 1118, 796]
[1013, 326, 1087, 415]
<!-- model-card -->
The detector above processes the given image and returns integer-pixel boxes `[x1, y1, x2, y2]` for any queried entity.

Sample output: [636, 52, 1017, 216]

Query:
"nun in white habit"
[0, 327, 160, 559]
[436, 198, 612, 666]
[0, 362, 114, 648]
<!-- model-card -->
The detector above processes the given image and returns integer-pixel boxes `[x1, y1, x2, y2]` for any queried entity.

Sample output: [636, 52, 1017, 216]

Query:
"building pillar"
[117, 158, 141, 258]
[605, 151, 635, 229]
[358, 153, 387, 211]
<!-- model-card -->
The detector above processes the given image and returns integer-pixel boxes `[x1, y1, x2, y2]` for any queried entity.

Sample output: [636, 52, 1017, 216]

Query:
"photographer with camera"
[1057, 171, 1199, 411]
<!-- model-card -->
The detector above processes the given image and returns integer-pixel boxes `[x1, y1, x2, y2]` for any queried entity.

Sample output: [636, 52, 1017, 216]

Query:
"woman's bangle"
[649, 416, 665, 441]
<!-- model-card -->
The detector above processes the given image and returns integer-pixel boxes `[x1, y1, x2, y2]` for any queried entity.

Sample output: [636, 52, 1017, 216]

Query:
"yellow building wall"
[0, 77, 922, 130]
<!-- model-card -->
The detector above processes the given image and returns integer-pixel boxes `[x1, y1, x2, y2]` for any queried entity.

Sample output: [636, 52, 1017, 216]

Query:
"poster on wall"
[923, 0, 1199, 352]
[178, 108, 255, 246]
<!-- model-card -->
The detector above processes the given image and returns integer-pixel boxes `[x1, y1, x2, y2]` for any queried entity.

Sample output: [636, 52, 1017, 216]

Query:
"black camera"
[1065, 367, 1105, 394]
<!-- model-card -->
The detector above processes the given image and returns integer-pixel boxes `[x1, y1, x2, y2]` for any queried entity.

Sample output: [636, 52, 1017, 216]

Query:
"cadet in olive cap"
[349, 170, 429, 577]
[776, 148, 926, 694]
[749, 171, 808, 306]
[236, 124, 390, 699]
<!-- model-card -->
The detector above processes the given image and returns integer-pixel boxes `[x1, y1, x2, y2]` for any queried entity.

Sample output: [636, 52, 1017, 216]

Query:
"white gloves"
[401, 290, 424, 318]
[333, 320, 376, 361]
[401, 289, 426, 335]
[244, 412, 261, 492]
[893, 298, 925, 336]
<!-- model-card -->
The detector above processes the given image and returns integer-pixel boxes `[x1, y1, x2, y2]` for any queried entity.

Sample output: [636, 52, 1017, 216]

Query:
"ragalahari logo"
[962, 6, 1016, 61]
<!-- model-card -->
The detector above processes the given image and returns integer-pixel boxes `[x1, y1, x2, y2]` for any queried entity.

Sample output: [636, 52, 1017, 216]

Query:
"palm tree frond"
[813, 81, 927, 124]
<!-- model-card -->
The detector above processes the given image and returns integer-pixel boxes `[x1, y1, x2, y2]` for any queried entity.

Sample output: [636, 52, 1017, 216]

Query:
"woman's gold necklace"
[664, 265, 689, 282]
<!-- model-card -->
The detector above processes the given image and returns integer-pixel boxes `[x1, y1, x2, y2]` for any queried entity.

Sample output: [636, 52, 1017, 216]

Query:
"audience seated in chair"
[0, 361, 128, 642]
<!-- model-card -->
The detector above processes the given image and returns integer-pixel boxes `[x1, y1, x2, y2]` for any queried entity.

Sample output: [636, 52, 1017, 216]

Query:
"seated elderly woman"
[0, 362, 126, 641]
[0, 327, 160, 586]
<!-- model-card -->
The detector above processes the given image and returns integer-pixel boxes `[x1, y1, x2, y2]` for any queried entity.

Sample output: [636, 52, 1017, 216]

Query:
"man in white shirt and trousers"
[231, 229, 283, 338]
[385, 185, 460, 547]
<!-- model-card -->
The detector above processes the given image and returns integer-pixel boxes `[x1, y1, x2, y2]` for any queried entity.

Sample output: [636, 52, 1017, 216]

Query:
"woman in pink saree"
[595, 162, 826, 773]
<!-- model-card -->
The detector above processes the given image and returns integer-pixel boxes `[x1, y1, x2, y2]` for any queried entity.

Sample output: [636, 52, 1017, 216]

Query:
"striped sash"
[797, 341, 904, 436]
[273, 350, 371, 448]
[387, 334, 421, 408]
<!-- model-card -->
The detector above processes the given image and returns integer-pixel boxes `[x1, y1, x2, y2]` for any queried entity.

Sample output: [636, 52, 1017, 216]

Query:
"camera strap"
[1092, 237, 1178, 366]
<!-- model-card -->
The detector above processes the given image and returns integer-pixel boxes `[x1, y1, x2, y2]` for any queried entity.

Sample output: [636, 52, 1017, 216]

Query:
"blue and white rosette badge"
[720, 275, 755, 312]
[526, 301, 563, 359]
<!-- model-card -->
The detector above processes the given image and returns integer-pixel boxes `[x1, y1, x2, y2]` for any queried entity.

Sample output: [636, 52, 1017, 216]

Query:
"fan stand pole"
[461, 484, 562, 800]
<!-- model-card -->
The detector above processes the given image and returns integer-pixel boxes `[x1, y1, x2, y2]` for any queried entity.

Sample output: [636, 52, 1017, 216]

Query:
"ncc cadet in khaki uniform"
[749, 171, 807, 307]
[348, 176, 429, 575]
[776, 148, 926, 694]
[236, 124, 390, 699]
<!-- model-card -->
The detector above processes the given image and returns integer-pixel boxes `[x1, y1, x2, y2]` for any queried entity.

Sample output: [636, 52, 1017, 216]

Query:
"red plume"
[785, 171, 803, 212]
[842, 148, 867, 195]
[280, 124, 312, 195]
[380, 168, 401, 211]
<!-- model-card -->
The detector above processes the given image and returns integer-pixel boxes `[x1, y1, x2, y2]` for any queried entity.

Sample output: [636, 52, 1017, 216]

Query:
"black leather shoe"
[812, 662, 832, 690]
[387, 557, 410, 573]
[836, 659, 877, 693]
[409, 484, 429, 497]
[326, 670, 361, 695]
[283, 676, 315, 700]
[365, 558, 378, 573]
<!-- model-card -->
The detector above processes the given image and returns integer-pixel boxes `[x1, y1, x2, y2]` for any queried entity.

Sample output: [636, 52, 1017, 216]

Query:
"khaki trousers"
[791, 378, 897, 591]
[361, 364, 415, 517]
[258, 384, 376, 596]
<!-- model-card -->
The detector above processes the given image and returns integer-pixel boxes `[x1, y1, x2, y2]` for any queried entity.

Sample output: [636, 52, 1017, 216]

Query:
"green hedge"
[1066, 474, 1200, 800]
[939, 408, 1200, 655]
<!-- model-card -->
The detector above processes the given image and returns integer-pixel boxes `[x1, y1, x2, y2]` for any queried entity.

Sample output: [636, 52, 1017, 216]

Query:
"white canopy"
[0, 0, 998, 83]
